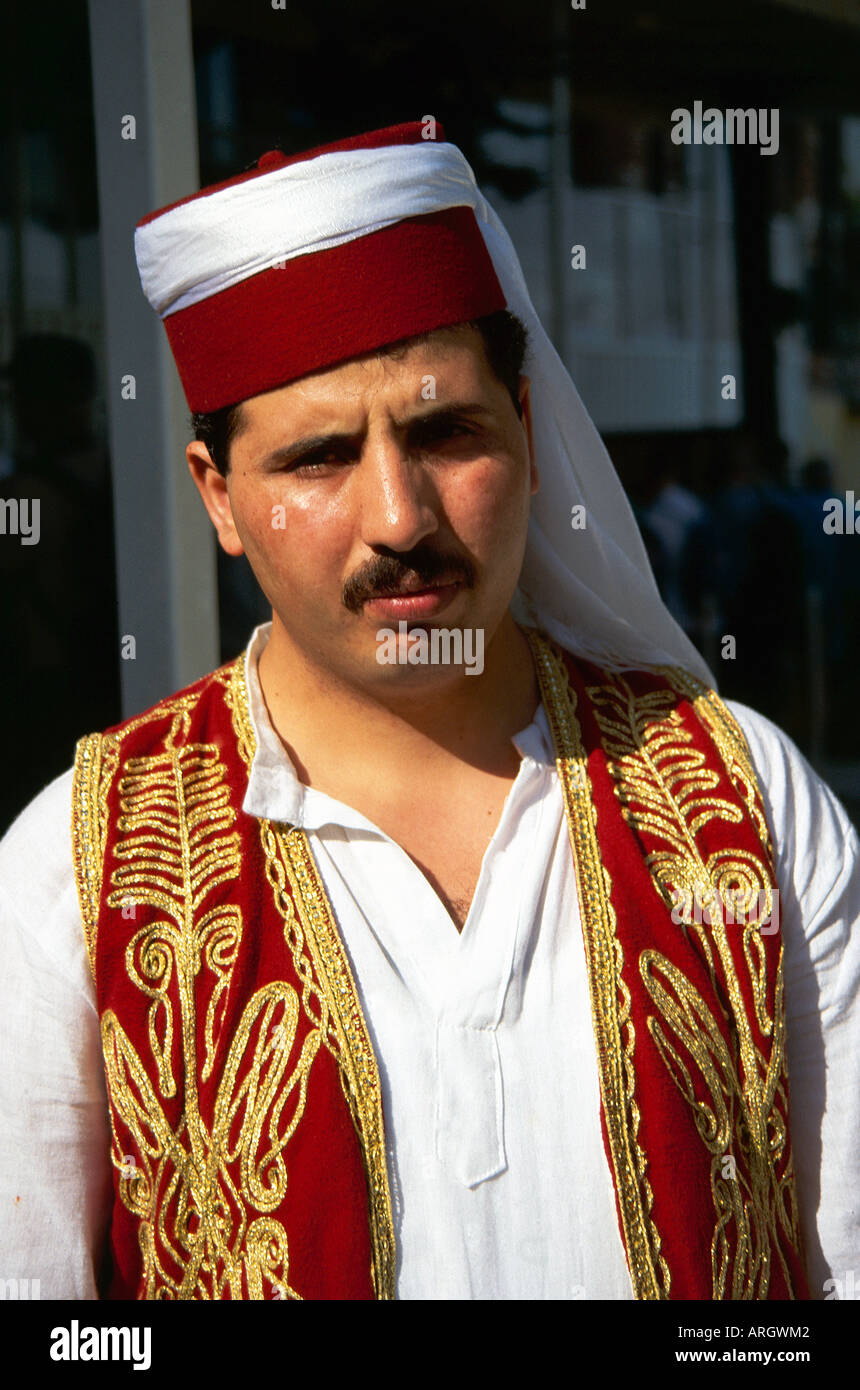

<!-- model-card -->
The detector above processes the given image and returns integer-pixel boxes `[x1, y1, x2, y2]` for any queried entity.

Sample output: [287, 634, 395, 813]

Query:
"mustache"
[342, 545, 476, 613]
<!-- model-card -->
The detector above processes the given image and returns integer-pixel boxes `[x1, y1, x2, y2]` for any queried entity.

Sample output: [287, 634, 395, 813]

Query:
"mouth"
[361, 579, 463, 620]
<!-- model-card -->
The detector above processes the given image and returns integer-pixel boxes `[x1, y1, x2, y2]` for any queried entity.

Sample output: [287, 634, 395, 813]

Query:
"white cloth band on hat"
[135, 143, 480, 318]
[136, 136, 714, 684]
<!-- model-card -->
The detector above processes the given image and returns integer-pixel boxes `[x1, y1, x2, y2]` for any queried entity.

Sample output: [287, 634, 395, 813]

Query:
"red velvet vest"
[72, 631, 809, 1300]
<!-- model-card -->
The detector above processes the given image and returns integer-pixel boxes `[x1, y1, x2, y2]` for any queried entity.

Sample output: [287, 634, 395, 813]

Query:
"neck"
[257, 611, 540, 787]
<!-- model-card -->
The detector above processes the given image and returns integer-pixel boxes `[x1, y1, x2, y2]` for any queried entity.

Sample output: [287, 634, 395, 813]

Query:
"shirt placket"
[433, 756, 548, 1188]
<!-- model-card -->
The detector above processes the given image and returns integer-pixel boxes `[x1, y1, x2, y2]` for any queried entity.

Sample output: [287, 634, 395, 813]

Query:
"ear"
[518, 376, 539, 496]
[186, 441, 245, 557]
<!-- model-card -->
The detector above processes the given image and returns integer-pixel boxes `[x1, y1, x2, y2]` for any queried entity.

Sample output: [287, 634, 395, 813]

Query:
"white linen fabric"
[134, 144, 472, 316]
[135, 138, 713, 682]
[0, 625, 857, 1300]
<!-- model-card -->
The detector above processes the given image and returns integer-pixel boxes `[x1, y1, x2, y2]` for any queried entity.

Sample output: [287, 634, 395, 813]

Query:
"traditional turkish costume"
[71, 122, 811, 1299]
[73, 634, 808, 1299]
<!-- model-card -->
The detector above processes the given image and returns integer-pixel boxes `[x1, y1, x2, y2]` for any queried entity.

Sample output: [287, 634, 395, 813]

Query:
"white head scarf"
[467, 159, 714, 683]
[137, 137, 714, 685]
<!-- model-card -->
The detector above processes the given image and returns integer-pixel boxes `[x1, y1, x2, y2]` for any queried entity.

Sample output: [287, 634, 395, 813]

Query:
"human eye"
[413, 415, 476, 449]
[284, 447, 347, 477]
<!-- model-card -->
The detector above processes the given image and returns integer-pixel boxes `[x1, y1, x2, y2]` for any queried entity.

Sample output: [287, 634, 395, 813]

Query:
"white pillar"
[87, 0, 218, 715]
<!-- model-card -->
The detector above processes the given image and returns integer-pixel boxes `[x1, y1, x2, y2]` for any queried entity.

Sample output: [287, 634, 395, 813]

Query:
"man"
[0, 121, 857, 1301]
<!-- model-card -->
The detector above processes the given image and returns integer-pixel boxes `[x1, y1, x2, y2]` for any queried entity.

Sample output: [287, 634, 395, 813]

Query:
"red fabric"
[563, 655, 810, 1301]
[165, 206, 505, 411]
[89, 642, 809, 1300]
[136, 118, 505, 411]
[93, 665, 377, 1300]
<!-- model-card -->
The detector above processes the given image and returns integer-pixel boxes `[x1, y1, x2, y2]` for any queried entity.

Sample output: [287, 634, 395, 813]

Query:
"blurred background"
[1, 0, 859, 831]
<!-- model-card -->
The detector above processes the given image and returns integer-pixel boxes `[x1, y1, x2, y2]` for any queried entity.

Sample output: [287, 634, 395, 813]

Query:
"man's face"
[188, 325, 538, 692]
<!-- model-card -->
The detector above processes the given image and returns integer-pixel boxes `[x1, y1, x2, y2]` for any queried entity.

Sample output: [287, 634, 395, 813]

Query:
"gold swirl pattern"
[662, 666, 775, 861]
[90, 708, 320, 1298]
[639, 950, 798, 1298]
[223, 655, 397, 1300]
[586, 679, 751, 919]
[74, 657, 397, 1299]
[585, 667, 801, 1298]
[101, 980, 316, 1299]
[527, 631, 670, 1299]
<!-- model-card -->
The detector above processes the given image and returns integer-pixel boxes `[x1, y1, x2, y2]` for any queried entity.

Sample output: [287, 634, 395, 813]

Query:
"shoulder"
[720, 698, 860, 971]
[99, 657, 242, 742]
[722, 697, 858, 869]
[1, 765, 76, 885]
[0, 658, 245, 979]
[644, 656, 859, 895]
[0, 767, 92, 990]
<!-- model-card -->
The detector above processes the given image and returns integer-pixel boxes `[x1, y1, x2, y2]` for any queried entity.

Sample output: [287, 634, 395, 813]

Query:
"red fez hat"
[134, 121, 507, 413]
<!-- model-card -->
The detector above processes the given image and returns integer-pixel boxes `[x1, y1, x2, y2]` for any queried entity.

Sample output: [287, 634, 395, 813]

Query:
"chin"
[367, 621, 489, 684]
[369, 665, 483, 695]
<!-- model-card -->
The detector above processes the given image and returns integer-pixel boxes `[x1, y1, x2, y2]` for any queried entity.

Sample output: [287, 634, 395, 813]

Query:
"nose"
[357, 433, 439, 552]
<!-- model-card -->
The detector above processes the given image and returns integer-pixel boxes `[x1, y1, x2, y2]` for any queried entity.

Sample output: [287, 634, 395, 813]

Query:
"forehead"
[237, 324, 497, 434]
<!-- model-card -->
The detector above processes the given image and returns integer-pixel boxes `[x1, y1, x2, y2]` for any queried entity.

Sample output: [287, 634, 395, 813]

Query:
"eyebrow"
[256, 400, 496, 471]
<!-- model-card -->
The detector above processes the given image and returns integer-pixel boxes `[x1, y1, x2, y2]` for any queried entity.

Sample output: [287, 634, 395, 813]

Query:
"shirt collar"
[241, 621, 556, 830]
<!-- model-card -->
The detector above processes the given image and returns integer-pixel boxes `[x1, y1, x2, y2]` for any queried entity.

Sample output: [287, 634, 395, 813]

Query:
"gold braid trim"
[527, 630, 669, 1299]
[275, 830, 396, 1301]
[72, 733, 105, 977]
[224, 655, 397, 1300]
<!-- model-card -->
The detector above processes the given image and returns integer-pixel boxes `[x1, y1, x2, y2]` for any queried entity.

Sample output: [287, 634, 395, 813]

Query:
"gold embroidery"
[75, 659, 396, 1298]
[527, 631, 669, 1300]
[222, 657, 257, 771]
[664, 667, 774, 861]
[586, 676, 756, 923]
[639, 950, 798, 1299]
[224, 654, 397, 1300]
[101, 977, 316, 1299]
[72, 690, 215, 980]
[106, 715, 244, 1100]
[72, 733, 104, 975]
[98, 702, 319, 1298]
[275, 829, 397, 1301]
[585, 666, 800, 1298]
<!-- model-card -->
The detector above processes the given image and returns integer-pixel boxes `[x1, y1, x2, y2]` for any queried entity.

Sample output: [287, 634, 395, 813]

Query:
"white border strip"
[134, 142, 479, 318]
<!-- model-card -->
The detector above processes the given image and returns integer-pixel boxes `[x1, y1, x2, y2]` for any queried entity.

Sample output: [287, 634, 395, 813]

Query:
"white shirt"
[1, 624, 858, 1300]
